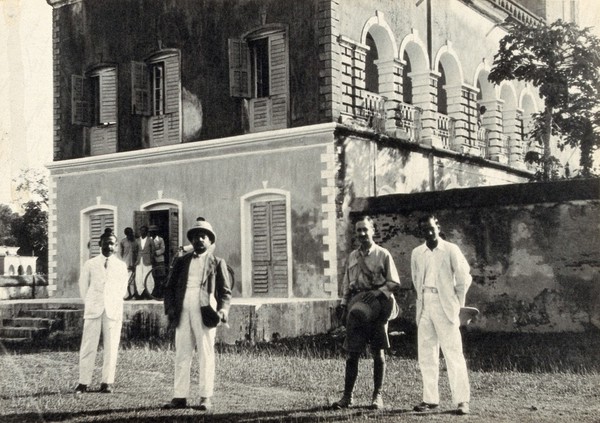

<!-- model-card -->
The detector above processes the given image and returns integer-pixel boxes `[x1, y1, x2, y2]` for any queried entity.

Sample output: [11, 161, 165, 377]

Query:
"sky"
[0, 0, 598, 211]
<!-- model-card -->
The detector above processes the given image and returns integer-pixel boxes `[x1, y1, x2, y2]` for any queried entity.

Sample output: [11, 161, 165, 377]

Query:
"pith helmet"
[186, 217, 216, 243]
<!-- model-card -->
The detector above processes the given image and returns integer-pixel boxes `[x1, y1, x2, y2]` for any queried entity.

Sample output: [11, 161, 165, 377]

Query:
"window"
[131, 49, 181, 146]
[365, 33, 379, 93]
[250, 37, 270, 98]
[71, 66, 117, 127]
[229, 25, 289, 132]
[71, 65, 118, 155]
[89, 212, 114, 259]
[152, 62, 165, 115]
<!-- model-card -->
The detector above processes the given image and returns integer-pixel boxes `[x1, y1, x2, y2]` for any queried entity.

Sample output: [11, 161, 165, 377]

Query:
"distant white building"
[0, 246, 37, 276]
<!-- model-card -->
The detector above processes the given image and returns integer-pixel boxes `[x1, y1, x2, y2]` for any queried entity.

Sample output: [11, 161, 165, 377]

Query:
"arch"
[433, 43, 464, 86]
[240, 188, 292, 299]
[17, 265, 24, 276]
[140, 198, 183, 265]
[519, 88, 539, 115]
[360, 12, 398, 60]
[399, 31, 429, 72]
[499, 81, 518, 111]
[474, 62, 496, 101]
[8, 265, 15, 276]
[80, 204, 118, 273]
[26, 265, 33, 275]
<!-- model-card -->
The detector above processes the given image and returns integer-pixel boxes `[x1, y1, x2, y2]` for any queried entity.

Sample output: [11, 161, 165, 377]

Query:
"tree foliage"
[489, 19, 600, 179]
[1, 169, 50, 274]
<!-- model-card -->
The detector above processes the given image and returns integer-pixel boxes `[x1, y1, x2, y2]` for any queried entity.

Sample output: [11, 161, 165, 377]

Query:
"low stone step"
[0, 326, 49, 339]
[21, 309, 83, 331]
[0, 337, 31, 347]
[2, 317, 60, 330]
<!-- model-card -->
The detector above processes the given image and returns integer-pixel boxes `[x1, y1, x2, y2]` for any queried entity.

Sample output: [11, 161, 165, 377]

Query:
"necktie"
[104, 258, 108, 269]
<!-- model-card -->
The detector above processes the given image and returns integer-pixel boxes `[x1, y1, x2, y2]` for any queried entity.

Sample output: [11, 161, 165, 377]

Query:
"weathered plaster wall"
[50, 129, 334, 299]
[53, 0, 321, 160]
[350, 179, 600, 333]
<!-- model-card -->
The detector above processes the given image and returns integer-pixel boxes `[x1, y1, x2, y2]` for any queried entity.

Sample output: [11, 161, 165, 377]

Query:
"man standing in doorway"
[119, 227, 139, 300]
[411, 215, 472, 415]
[332, 215, 400, 410]
[162, 217, 232, 411]
[149, 225, 166, 299]
[75, 228, 129, 394]
[135, 225, 156, 300]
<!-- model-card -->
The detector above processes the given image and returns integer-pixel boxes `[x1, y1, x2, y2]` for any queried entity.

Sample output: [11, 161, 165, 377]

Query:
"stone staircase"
[0, 307, 84, 347]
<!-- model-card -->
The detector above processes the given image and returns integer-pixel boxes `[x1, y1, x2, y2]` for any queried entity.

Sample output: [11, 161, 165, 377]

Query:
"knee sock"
[344, 353, 360, 397]
[372, 350, 386, 396]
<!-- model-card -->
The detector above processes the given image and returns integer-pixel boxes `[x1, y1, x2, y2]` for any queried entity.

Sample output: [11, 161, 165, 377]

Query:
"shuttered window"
[251, 200, 288, 297]
[132, 50, 181, 147]
[89, 213, 114, 259]
[228, 26, 289, 132]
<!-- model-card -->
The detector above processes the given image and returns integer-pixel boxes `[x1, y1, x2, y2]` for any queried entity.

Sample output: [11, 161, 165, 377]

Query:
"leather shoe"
[370, 393, 384, 410]
[414, 402, 438, 412]
[99, 383, 113, 393]
[199, 397, 212, 411]
[331, 395, 353, 409]
[74, 384, 87, 394]
[456, 402, 470, 415]
[162, 398, 187, 409]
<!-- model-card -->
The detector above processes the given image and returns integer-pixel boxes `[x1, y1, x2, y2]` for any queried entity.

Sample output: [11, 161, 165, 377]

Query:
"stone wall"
[350, 178, 600, 333]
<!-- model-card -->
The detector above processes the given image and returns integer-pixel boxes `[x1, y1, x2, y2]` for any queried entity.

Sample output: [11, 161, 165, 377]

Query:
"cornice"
[46, 0, 82, 9]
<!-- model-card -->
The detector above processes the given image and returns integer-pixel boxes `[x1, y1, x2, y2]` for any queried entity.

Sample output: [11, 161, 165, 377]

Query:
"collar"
[419, 238, 448, 254]
[359, 243, 377, 256]
[192, 251, 208, 259]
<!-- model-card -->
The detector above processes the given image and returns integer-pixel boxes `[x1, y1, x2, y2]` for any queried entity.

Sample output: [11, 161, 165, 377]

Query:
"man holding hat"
[163, 217, 232, 411]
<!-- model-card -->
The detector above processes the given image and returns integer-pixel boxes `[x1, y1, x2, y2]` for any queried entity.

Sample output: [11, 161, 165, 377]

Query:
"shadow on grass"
[0, 405, 435, 423]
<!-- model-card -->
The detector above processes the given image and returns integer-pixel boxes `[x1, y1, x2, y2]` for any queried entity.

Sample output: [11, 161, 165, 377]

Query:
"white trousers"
[78, 312, 123, 385]
[418, 292, 470, 405]
[135, 262, 154, 294]
[173, 287, 216, 399]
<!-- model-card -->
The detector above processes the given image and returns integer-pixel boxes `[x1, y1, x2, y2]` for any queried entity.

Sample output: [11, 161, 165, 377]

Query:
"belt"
[423, 286, 438, 293]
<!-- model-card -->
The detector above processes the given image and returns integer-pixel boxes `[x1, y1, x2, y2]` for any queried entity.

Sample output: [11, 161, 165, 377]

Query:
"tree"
[489, 19, 600, 180]
[10, 169, 49, 274]
[0, 204, 18, 246]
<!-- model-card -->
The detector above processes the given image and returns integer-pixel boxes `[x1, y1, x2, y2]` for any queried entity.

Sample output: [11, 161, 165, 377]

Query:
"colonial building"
[45, 0, 570, 327]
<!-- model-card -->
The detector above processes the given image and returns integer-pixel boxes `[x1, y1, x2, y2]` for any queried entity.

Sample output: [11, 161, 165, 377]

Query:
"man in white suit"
[75, 228, 129, 394]
[411, 215, 472, 415]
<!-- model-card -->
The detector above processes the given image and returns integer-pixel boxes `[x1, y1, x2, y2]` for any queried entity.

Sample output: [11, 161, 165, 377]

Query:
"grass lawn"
[1, 330, 599, 422]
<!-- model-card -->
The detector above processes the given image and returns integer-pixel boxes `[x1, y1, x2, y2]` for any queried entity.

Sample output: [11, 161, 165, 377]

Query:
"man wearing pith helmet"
[163, 217, 232, 412]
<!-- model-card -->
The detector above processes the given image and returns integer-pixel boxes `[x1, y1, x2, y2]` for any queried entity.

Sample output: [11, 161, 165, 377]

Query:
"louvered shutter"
[71, 74, 90, 126]
[251, 200, 288, 297]
[229, 38, 250, 98]
[89, 213, 114, 259]
[131, 61, 149, 115]
[168, 207, 179, 265]
[133, 211, 151, 237]
[99, 67, 117, 124]
[251, 202, 270, 294]
[269, 32, 288, 129]
[269, 200, 288, 294]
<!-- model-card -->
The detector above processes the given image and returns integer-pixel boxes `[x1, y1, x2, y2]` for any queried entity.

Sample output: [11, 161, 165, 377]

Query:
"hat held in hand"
[459, 306, 479, 326]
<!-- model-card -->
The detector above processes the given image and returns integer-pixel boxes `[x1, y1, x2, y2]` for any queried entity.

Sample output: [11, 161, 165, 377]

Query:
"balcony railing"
[395, 102, 422, 142]
[361, 92, 387, 132]
[435, 113, 455, 150]
[490, 0, 544, 26]
[477, 127, 489, 158]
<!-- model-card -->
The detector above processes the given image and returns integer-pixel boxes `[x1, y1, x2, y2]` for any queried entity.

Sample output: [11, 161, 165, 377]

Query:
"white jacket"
[411, 238, 472, 325]
[79, 254, 129, 320]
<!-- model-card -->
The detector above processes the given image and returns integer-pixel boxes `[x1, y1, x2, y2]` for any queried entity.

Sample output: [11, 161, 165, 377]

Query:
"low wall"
[351, 178, 600, 333]
[0, 298, 340, 344]
[0, 276, 49, 300]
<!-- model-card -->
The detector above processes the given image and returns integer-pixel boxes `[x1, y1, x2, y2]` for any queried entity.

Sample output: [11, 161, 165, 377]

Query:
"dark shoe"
[413, 402, 439, 412]
[74, 384, 87, 394]
[162, 398, 187, 409]
[99, 383, 113, 393]
[456, 402, 470, 415]
[331, 395, 353, 409]
[198, 397, 212, 411]
[370, 393, 384, 410]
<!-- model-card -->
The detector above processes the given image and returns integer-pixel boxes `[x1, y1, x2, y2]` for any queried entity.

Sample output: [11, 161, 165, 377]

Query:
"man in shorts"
[332, 216, 400, 410]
